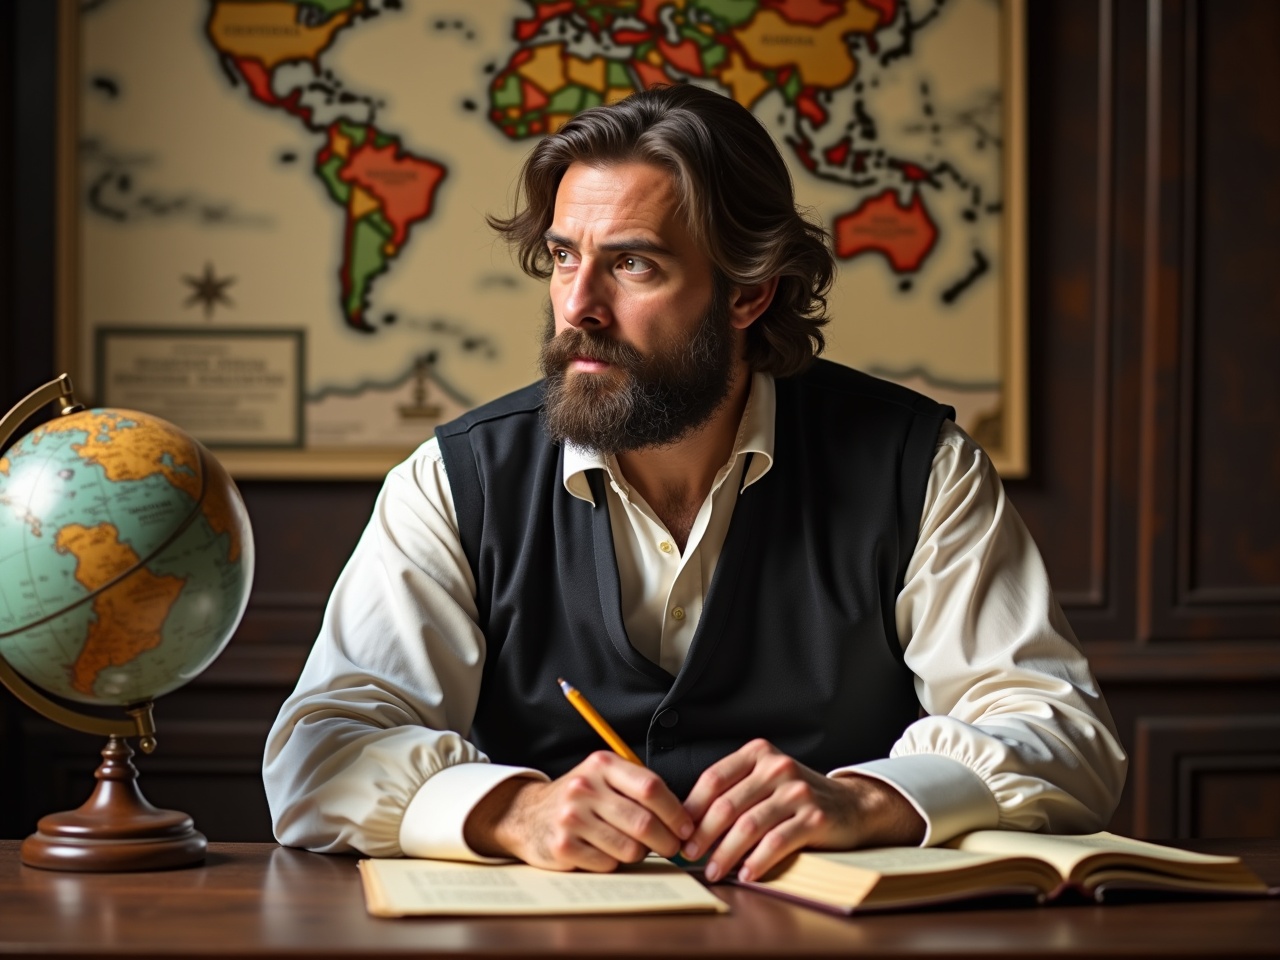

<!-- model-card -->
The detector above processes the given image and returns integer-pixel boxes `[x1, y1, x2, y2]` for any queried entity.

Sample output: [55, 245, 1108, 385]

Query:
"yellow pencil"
[557, 677, 643, 765]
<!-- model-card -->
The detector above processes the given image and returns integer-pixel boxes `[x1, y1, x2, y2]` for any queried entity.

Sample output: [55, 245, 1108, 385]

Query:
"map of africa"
[74, 0, 1021, 473]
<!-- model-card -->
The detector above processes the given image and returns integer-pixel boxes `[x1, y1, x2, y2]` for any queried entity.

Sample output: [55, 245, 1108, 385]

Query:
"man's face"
[539, 161, 738, 454]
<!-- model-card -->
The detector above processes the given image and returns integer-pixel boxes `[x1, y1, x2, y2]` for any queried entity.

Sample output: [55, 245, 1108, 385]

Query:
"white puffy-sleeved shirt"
[263, 372, 1128, 859]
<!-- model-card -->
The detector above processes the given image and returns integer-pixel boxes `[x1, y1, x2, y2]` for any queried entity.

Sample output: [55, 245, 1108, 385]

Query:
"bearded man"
[264, 85, 1126, 885]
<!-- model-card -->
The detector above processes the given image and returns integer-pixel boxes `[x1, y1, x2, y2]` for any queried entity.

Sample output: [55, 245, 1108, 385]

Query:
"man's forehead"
[551, 161, 684, 235]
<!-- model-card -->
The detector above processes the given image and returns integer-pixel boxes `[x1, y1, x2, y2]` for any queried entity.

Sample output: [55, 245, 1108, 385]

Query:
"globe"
[0, 406, 253, 708]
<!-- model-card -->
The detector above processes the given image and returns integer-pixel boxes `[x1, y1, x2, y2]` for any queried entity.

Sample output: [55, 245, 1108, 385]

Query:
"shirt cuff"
[398, 762, 549, 862]
[829, 754, 1000, 846]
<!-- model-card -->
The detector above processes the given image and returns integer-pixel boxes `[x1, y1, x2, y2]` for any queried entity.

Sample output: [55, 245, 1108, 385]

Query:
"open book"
[358, 857, 729, 917]
[735, 831, 1270, 914]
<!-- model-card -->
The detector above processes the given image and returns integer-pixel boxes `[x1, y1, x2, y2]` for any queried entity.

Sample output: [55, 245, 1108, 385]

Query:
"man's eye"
[553, 249, 576, 266]
[620, 256, 651, 274]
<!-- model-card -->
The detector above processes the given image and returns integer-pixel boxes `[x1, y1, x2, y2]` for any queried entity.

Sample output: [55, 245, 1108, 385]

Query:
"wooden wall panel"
[1137, 0, 1280, 643]
[1185, 1, 1280, 612]
[1133, 715, 1280, 838]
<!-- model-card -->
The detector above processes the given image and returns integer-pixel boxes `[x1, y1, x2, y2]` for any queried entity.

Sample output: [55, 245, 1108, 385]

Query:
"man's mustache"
[540, 327, 645, 375]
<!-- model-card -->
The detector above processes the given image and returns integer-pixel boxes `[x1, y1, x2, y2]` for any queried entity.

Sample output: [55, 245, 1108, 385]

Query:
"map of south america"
[205, 0, 447, 331]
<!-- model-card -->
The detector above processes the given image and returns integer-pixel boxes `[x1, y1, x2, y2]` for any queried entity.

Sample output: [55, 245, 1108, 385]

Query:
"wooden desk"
[0, 839, 1276, 958]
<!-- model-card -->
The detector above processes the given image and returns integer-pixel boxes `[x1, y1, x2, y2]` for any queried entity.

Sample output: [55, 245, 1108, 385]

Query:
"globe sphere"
[0, 408, 253, 706]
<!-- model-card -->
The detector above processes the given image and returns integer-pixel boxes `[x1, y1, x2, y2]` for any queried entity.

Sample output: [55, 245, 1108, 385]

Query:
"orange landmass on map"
[37, 411, 202, 502]
[516, 42, 568, 96]
[720, 49, 772, 109]
[339, 143, 446, 248]
[206, 1, 354, 72]
[0, 455, 8, 475]
[833, 188, 938, 272]
[733, 3, 880, 89]
[199, 458, 245, 565]
[54, 522, 185, 698]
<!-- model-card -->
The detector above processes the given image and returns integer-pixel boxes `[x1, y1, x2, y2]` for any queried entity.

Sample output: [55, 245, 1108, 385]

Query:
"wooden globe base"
[21, 736, 207, 872]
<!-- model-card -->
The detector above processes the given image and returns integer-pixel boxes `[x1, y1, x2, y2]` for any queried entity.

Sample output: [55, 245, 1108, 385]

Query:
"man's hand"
[681, 739, 926, 882]
[463, 751, 693, 872]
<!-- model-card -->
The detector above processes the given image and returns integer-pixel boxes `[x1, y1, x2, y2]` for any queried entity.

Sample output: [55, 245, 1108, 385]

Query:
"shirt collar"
[562, 371, 776, 505]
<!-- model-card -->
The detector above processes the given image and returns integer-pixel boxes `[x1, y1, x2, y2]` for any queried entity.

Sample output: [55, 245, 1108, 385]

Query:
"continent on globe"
[53, 523, 186, 698]
[0, 407, 254, 707]
[31, 410, 242, 563]
[832, 188, 937, 272]
[205, 0, 448, 332]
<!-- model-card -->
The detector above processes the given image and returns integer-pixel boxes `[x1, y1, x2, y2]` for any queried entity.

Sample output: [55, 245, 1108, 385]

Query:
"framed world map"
[56, 0, 1027, 478]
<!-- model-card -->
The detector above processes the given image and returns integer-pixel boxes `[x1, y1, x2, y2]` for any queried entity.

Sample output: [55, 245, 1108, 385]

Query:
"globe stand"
[21, 735, 207, 872]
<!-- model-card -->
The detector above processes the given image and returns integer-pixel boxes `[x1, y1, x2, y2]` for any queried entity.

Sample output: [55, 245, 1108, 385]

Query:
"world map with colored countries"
[75, 0, 1015, 465]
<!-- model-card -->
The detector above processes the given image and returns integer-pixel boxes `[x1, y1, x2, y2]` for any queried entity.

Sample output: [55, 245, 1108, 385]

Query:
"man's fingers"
[735, 813, 818, 883]
[700, 794, 797, 882]
[597, 754, 693, 850]
[681, 741, 761, 821]
[681, 742, 786, 859]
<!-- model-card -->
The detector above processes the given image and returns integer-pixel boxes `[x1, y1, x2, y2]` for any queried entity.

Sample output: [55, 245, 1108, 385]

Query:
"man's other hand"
[681, 739, 926, 883]
[463, 751, 694, 871]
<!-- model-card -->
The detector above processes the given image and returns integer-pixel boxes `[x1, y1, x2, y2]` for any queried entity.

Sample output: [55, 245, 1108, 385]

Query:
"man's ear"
[727, 277, 779, 331]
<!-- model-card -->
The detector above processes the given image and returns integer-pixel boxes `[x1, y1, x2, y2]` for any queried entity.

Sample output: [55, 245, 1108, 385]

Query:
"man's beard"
[538, 294, 735, 456]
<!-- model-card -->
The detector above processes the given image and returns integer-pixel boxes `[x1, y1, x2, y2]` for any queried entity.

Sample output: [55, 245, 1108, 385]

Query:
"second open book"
[735, 830, 1270, 914]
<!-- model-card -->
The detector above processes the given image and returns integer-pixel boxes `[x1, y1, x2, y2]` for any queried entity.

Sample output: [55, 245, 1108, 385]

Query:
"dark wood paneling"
[1137, 0, 1280, 642]
[1186, 0, 1280, 609]
[1133, 714, 1280, 838]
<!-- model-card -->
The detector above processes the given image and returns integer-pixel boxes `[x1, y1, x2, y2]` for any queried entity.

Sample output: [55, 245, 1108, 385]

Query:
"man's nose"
[560, 263, 613, 330]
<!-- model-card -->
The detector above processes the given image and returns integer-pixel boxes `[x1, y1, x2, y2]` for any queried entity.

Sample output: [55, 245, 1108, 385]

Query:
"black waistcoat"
[436, 360, 953, 800]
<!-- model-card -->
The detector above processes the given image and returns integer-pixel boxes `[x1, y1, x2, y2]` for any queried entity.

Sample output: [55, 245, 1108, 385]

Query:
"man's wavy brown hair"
[488, 83, 836, 378]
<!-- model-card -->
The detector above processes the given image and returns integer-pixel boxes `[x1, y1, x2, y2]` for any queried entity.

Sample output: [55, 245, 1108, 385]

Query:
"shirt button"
[659, 710, 679, 729]
[659, 541, 674, 554]
[671, 606, 685, 621]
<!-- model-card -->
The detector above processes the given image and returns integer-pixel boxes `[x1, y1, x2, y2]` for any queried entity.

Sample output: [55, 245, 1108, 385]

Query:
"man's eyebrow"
[542, 230, 673, 257]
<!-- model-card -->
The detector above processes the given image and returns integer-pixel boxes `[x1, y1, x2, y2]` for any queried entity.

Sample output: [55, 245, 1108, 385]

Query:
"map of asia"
[75, 0, 1019, 474]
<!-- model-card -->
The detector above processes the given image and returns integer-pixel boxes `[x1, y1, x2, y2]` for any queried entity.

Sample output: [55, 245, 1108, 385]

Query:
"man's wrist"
[832, 772, 927, 847]
[462, 776, 541, 859]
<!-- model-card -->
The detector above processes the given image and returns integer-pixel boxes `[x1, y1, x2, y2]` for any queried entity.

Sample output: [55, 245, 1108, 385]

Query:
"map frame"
[53, 0, 1028, 480]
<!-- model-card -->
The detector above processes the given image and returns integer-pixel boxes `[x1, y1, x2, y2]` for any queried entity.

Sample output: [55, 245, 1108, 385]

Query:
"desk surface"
[1, 839, 1277, 959]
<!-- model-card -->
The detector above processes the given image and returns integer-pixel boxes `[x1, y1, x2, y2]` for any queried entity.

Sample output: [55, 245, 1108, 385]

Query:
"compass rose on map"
[182, 262, 236, 320]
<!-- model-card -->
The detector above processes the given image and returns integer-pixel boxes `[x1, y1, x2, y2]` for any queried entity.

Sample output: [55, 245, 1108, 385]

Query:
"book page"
[358, 858, 729, 917]
[951, 831, 1244, 880]
[809, 845, 1014, 876]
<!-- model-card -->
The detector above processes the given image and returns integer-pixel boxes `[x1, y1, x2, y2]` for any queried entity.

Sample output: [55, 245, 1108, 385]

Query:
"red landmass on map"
[789, 135, 818, 172]
[522, 79, 549, 111]
[796, 89, 828, 127]
[633, 59, 670, 89]
[614, 28, 652, 45]
[894, 160, 933, 183]
[339, 142, 446, 247]
[825, 137, 851, 166]
[658, 37, 704, 76]
[515, 1, 575, 41]
[637, 0, 671, 25]
[232, 58, 313, 123]
[761, 0, 846, 26]
[833, 189, 938, 271]
[860, 0, 900, 27]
